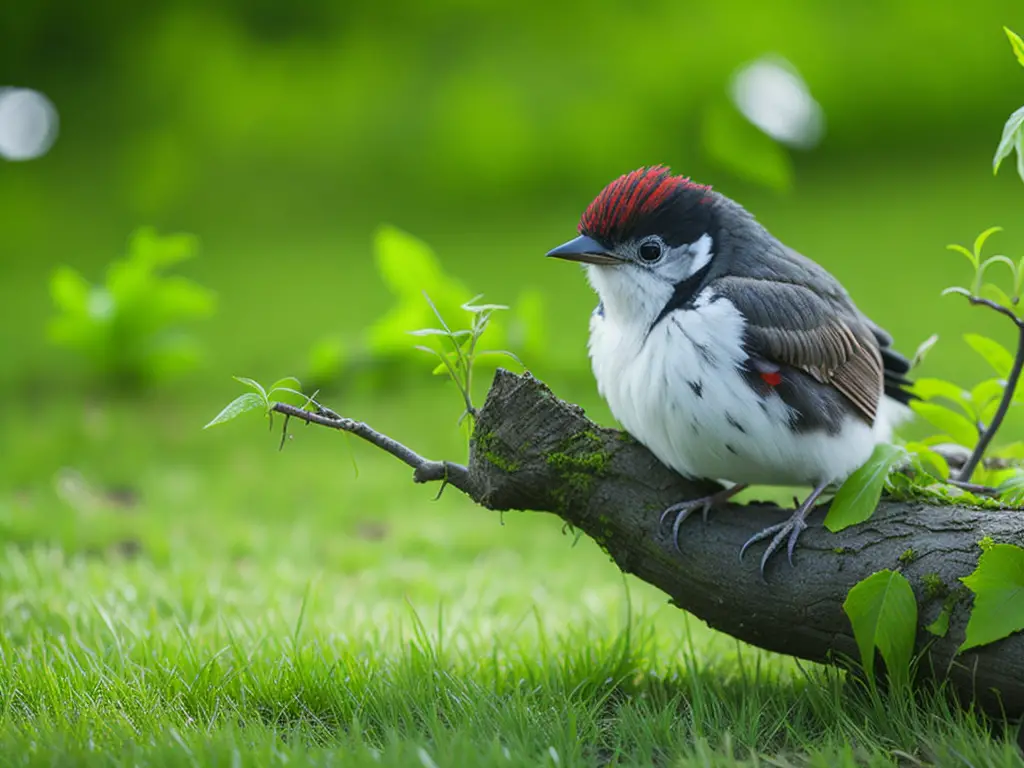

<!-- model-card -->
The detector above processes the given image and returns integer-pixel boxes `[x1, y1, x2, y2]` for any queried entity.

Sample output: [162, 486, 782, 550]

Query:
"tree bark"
[465, 370, 1024, 717]
[275, 368, 1024, 717]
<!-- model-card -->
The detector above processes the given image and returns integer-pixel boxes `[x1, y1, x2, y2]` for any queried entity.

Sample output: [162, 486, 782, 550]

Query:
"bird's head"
[547, 165, 720, 325]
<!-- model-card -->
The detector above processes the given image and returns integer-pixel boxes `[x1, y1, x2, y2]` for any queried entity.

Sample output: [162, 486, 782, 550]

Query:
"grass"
[2, 149, 1024, 765]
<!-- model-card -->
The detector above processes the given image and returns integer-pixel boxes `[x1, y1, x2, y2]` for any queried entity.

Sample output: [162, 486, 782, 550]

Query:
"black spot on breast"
[726, 443, 738, 455]
[690, 421, 700, 435]
[725, 414, 747, 434]
[688, 380, 703, 398]
[694, 342, 715, 365]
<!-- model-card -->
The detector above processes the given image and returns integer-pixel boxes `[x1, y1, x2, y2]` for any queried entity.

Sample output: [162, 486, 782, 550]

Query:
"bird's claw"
[659, 498, 715, 552]
[738, 515, 809, 580]
[738, 480, 828, 580]
[658, 484, 749, 553]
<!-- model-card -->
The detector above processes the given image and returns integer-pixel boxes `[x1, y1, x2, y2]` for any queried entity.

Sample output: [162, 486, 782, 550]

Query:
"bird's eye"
[638, 240, 663, 262]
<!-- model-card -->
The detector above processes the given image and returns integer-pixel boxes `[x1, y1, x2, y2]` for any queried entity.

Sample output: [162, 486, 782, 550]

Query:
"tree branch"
[957, 296, 1024, 482]
[270, 403, 472, 491]
[272, 372, 1024, 718]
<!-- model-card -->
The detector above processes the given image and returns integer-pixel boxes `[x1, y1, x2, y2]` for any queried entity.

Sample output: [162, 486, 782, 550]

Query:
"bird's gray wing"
[711, 274, 884, 424]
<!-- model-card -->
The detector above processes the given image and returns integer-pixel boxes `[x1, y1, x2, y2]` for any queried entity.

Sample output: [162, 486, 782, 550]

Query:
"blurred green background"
[3, 0, 1024, 394]
[2, 0, 1024, 744]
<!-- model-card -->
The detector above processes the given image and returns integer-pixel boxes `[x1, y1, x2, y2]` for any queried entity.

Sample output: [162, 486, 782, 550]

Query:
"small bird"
[546, 165, 915, 577]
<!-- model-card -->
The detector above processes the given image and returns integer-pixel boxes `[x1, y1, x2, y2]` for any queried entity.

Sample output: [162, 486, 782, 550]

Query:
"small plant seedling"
[305, 225, 546, 390]
[203, 376, 321, 431]
[839, 26, 1024, 687]
[47, 227, 217, 389]
[410, 292, 524, 433]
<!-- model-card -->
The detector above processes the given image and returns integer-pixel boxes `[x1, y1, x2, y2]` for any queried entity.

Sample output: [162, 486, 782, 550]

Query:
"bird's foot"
[739, 480, 830, 580]
[659, 483, 749, 552]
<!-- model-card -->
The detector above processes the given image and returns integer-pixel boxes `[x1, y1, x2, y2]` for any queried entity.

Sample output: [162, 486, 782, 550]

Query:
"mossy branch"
[272, 370, 1024, 718]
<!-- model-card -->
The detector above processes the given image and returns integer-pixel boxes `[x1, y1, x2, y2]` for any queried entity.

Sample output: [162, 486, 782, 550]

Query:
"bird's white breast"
[588, 290, 898, 488]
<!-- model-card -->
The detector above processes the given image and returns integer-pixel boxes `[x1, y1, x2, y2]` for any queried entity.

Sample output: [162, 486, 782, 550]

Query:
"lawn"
[1, 150, 1024, 765]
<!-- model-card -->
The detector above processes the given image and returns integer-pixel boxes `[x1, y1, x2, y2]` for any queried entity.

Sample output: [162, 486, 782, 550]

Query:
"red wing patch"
[760, 371, 782, 387]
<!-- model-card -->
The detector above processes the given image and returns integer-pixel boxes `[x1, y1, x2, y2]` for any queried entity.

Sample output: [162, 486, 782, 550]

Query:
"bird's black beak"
[545, 235, 622, 265]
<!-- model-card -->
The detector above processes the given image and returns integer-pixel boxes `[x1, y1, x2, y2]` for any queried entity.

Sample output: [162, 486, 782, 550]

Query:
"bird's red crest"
[578, 166, 712, 244]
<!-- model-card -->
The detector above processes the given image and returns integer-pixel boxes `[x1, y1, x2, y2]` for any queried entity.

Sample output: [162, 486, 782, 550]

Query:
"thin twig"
[946, 479, 1001, 497]
[965, 294, 1024, 326]
[958, 297, 1024, 482]
[269, 403, 473, 493]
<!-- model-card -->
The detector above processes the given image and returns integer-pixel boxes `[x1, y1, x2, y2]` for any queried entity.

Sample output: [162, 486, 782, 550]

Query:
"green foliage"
[926, 605, 951, 638]
[997, 470, 1024, 504]
[366, 226, 484, 359]
[959, 542, 1024, 652]
[993, 28, 1024, 183]
[1007, 26, 1024, 67]
[942, 226, 1023, 308]
[824, 443, 906, 533]
[842, 569, 917, 687]
[909, 401, 977, 448]
[203, 376, 315, 429]
[47, 227, 217, 388]
[963, 333, 1016, 377]
[903, 225, 1024, 488]
[410, 293, 523, 431]
[306, 225, 546, 389]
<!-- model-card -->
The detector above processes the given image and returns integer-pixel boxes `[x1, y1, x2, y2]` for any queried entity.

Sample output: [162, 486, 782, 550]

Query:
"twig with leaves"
[940, 227, 1024, 483]
[409, 293, 523, 431]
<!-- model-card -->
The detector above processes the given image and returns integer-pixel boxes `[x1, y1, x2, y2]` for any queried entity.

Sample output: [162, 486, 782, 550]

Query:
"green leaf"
[946, 244, 978, 270]
[940, 286, 972, 300]
[1005, 26, 1024, 67]
[203, 393, 266, 429]
[374, 225, 445, 299]
[1016, 123, 1024, 186]
[997, 471, 1024, 505]
[970, 378, 1005, 414]
[911, 378, 969, 409]
[993, 106, 1024, 177]
[973, 226, 1003, 259]
[959, 543, 1024, 651]
[269, 377, 302, 394]
[843, 569, 918, 685]
[148, 276, 217, 322]
[461, 297, 509, 313]
[994, 441, 1024, 459]
[926, 605, 951, 638]
[980, 283, 1016, 312]
[408, 328, 471, 338]
[232, 376, 268, 401]
[909, 401, 978, 447]
[49, 266, 91, 314]
[824, 443, 906, 532]
[128, 227, 198, 269]
[904, 442, 950, 481]
[963, 333, 1014, 378]
[909, 334, 939, 370]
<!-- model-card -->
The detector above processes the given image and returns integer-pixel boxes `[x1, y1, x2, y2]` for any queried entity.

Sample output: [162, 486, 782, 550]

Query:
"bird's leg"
[739, 480, 831, 579]
[660, 483, 749, 552]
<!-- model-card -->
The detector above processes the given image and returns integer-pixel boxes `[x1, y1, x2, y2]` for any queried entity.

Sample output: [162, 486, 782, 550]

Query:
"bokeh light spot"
[730, 56, 824, 149]
[0, 87, 60, 161]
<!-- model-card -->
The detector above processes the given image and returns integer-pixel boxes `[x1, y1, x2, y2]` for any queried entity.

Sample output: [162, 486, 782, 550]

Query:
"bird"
[545, 165, 915, 578]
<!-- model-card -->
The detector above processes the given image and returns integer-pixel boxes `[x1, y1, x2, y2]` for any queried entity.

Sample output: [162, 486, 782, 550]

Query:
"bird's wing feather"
[711, 274, 884, 423]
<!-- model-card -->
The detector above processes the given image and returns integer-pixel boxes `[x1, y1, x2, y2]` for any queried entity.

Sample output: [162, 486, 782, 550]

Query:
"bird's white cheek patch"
[686, 233, 714, 278]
